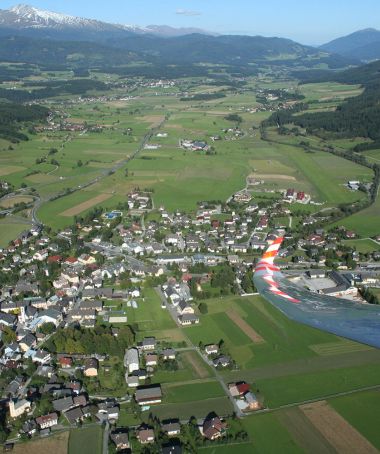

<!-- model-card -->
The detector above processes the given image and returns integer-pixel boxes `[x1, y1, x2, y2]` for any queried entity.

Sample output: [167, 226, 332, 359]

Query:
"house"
[162, 419, 181, 436]
[84, 358, 98, 377]
[33, 249, 48, 261]
[212, 355, 231, 368]
[162, 348, 176, 360]
[97, 402, 120, 422]
[162, 444, 183, 454]
[202, 414, 227, 440]
[78, 254, 96, 265]
[64, 406, 84, 425]
[53, 396, 74, 413]
[0, 311, 17, 328]
[125, 348, 139, 374]
[59, 357, 73, 368]
[177, 300, 194, 316]
[135, 385, 162, 405]
[126, 376, 139, 388]
[205, 344, 219, 355]
[9, 399, 31, 418]
[35, 413, 58, 429]
[145, 354, 158, 367]
[137, 426, 155, 444]
[19, 333, 37, 352]
[178, 314, 199, 326]
[32, 350, 52, 364]
[22, 420, 38, 436]
[110, 429, 130, 451]
[244, 391, 260, 410]
[141, 337, 156, 351]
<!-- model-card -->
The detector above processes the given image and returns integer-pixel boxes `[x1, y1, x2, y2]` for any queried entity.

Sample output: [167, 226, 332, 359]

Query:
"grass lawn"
[329, 390, 380, 449]
[68, 426, 103, 454]
[163, 380, 225, 403]
[342, 238, 380, 253]
[149, 397, 233, 421]
[127, 288, 176, 335]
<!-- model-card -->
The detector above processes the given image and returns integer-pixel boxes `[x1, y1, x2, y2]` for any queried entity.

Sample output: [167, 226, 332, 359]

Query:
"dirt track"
[227, 309, 265, 344]
[300, 400, 378, 454]
[182, 350, 209, 378]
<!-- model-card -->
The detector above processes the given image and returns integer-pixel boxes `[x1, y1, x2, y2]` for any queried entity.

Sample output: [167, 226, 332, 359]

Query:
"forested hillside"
[0, 103, 48, 142]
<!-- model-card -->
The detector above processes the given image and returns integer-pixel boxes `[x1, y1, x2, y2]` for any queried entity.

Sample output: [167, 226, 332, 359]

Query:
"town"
[0, 179, 379, 452]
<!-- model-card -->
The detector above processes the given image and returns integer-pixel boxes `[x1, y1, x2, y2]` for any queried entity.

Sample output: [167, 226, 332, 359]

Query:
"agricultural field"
[329, 390, 380, 450]
[334, 193, 380, 237]
[1, 74, 372, 231]
[11, 431, 69, 454]
[0, 221, 29, 247]
[183, 294, 380, 408]
[68, 426, 103, 454]
[299, 82, 363, 103]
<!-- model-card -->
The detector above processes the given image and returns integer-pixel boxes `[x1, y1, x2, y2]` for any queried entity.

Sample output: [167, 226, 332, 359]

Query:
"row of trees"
[45, 325, 135, 356]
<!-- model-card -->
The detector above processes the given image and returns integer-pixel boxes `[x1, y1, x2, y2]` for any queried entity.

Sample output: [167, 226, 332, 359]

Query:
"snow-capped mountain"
[0, 4, 213, 37]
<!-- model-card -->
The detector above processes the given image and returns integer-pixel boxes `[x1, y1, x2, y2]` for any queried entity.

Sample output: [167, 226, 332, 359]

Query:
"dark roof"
[53, 396, 74, 412]
[162, 445, 183, 454]
[84, 358, 98, 369]
[64, 406, 83, 424]
[135, 385, 162, 401]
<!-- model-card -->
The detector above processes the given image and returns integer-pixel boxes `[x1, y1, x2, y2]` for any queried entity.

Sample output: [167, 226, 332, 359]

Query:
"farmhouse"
[202, 414, 227, 440]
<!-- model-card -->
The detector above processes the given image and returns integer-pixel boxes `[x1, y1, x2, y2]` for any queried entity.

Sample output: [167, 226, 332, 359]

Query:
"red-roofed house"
[48, 255, 62, 264]
[236, 383, 250, 395]
[59, 357, 73, 368]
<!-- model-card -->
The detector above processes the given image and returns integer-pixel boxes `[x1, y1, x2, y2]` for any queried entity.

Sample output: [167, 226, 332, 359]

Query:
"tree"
[198, 302, 208, 314]
[2, 326, 16, 344]
[38, 322, 56, 335]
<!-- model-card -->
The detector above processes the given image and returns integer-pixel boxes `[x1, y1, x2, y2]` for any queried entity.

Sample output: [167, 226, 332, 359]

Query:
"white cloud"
[176, 8, 201, 16]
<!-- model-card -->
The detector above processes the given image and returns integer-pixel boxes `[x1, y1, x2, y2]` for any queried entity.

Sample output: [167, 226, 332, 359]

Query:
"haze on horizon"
[0, 0, 379, 44]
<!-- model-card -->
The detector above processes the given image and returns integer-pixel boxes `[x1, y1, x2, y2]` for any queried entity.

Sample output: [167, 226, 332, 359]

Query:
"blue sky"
[1, 0, 379, 44]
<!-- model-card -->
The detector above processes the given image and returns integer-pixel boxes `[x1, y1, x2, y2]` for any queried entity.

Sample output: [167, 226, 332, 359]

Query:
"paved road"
[102, 421, 109, 454]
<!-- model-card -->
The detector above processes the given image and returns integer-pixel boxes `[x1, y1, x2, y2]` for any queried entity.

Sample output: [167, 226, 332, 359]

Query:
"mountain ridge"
[0, 4, 215, 37]
[320, 28, 380, 61]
